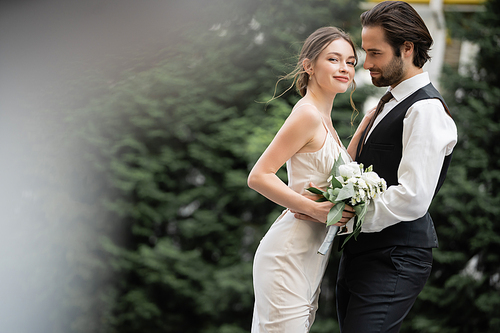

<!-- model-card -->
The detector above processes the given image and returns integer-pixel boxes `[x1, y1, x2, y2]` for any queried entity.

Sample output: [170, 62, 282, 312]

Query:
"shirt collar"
[387, 72, 431, 102]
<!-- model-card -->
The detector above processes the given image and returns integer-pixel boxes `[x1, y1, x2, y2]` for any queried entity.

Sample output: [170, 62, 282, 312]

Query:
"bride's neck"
[303, 88, 335, 117]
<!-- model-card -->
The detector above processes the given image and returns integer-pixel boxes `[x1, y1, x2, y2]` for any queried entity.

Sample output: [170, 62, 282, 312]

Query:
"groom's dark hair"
[361, 0, 433, 68]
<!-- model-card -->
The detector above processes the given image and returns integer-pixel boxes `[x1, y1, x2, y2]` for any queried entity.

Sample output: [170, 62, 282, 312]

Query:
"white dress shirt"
[346, 72, 457, 234]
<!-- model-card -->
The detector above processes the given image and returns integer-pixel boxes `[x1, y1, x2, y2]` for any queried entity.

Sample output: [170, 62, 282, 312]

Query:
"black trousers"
[336, 245, 433, 333]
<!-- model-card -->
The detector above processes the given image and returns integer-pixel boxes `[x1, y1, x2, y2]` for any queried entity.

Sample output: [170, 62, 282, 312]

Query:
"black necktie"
[356, 91, 394, 158]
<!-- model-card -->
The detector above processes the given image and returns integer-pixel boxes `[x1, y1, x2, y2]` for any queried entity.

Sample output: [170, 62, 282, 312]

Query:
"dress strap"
[293, 103, 331, 134]
[331, 127, 346, 150]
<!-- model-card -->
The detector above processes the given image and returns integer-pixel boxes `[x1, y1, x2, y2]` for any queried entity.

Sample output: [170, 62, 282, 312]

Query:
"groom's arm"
[360, 99, 457, 233]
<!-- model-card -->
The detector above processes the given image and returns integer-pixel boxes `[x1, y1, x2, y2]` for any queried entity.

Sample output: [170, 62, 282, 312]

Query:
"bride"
[248, 26, 374, 332]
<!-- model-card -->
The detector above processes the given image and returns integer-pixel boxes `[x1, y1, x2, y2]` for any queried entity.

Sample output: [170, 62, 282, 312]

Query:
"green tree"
[70, 0, 365, 332]
[402, 0, 500, 332]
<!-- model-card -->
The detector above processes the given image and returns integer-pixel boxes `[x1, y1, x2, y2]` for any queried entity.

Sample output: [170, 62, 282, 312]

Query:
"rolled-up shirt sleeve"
[359, 98, 457, 233]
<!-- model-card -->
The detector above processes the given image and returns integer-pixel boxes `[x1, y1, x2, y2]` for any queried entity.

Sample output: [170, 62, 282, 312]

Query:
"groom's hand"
[342, 205, 355, 222]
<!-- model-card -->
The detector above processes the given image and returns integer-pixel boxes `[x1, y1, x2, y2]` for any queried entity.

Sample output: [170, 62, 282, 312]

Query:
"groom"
[295, 1, 458, 332]
[335, 2, 457, 332]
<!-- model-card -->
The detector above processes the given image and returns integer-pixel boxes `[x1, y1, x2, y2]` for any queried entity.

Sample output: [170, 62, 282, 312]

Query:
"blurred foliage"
[403, 0, 500, 332]
[63, 0, 364, 332]
[11, 0, 500, 332]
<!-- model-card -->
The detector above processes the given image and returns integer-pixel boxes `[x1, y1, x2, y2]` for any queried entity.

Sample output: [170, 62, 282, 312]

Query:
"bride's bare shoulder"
[288, 103, 322, 126]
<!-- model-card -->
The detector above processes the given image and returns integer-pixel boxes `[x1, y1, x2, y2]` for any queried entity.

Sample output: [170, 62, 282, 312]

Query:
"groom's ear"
[401, 41, 414, 58]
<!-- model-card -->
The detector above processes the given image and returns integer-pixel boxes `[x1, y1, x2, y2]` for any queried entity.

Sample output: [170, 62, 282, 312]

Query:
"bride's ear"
[302, 58, 314, 76]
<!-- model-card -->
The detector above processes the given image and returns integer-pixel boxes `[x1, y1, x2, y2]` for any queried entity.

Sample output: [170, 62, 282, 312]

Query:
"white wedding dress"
[251, 110, 351, 333]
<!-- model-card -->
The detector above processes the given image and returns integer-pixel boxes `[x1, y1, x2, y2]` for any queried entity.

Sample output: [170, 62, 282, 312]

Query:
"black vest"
[341, 83, 453, 254]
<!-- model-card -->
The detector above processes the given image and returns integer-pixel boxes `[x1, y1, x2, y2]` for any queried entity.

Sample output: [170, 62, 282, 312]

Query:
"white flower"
[361, 171, 382, 187]
[316, 156, 388, 254]
[346, 177, 357, 185]
[358, 188, 366, 200]
[327, 175, 333, 183]
[355, 178, 368, 190]
[339, 162, 362, 179]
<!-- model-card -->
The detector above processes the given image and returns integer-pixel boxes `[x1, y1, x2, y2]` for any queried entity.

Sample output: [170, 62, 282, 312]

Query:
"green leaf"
[336, 182, 355, 201]
[326, 202, 345, 226]
[354, 202, 368, 221]
[330, 175, 343, 189]
[327, 188, 339, 201]
[341, 215, 361, 249]
[340, 203, 368, 249]
[306, 187, 324, 195]
[331, 155, 346, 178]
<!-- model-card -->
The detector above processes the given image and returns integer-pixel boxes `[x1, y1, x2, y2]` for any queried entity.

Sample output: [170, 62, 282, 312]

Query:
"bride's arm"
[248, 106, 334, 223]
[346, 106, 376, 160]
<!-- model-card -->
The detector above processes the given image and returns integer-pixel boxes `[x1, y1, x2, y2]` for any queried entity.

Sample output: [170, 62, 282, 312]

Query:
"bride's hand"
[293, 203, 354, 225]
[290, 182, 327, 223]
[291, 201, 332, 224]
[291, 182, 355, 225]
[361, 106, 377, 125]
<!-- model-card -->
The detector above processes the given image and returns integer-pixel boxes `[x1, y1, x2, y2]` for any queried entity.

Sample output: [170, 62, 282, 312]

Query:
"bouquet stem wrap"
[317, 225, 339, 255]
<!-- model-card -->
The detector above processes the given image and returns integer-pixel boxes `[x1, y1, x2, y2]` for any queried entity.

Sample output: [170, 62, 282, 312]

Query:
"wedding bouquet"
[308, 156, 387, 255]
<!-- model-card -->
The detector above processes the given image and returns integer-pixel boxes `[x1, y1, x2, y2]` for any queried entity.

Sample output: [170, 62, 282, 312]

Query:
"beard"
[370, 54, 405, 87]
